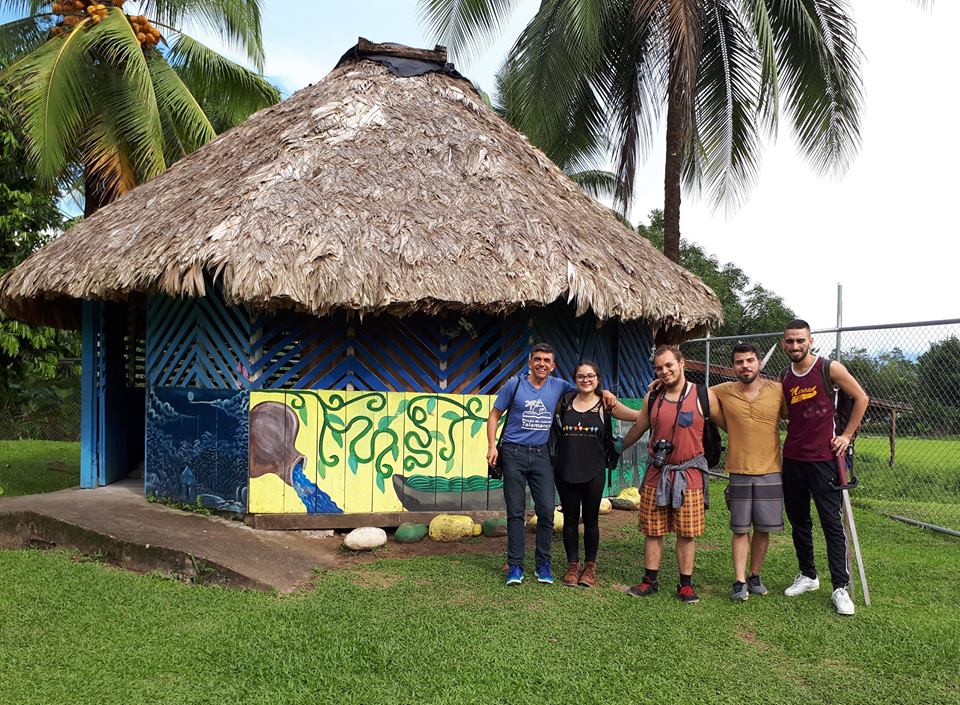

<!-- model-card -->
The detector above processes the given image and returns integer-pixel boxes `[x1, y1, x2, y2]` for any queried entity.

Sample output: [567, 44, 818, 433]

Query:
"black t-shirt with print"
[555, 398, 606, 483]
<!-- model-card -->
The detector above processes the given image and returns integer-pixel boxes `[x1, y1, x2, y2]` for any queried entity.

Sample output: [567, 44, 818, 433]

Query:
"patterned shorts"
[725, 472, 784, 533]
[637, 483, 705, 538]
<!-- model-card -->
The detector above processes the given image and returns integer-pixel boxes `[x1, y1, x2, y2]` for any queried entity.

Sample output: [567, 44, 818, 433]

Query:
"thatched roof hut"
[0, 39, 721, 335]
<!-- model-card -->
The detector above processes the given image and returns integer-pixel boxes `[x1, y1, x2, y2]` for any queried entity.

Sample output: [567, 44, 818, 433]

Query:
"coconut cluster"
[48, 0, 162, 47]
[128, 14, 161, 47]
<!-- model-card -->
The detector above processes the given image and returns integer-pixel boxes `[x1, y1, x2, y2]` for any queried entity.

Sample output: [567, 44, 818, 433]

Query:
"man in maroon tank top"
[781, 320, 868, 615]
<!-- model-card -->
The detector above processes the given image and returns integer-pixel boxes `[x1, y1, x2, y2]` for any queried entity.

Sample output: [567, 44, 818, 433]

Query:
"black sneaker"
[627, 576, 659, 597]
[677, 583, 700, 603]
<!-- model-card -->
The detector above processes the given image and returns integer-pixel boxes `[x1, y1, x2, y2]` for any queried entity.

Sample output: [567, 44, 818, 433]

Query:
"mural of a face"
[248, 401, 305, 486]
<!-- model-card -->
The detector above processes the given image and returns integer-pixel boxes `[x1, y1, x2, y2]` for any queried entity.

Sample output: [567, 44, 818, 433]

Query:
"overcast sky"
[253, 1, 957, 331]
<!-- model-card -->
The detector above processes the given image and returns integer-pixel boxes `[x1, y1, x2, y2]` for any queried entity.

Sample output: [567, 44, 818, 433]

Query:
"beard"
[736, 370, 759, 384]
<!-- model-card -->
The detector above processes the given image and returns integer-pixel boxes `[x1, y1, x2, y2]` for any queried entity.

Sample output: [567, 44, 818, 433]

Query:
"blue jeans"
[501, 442, 555, 568]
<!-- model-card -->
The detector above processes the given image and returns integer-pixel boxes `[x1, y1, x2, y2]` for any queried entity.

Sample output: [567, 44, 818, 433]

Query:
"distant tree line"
[636, 209, 795, 337]
[841, 339, 960, 436]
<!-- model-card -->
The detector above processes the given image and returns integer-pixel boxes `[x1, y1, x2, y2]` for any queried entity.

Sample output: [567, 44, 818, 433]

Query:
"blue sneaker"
[535, 563, 554, 584]
[505, 565, 524, 586]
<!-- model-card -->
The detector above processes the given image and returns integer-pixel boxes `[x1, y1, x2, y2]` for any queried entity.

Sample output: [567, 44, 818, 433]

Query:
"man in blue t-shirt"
[487, 343, 615, 586]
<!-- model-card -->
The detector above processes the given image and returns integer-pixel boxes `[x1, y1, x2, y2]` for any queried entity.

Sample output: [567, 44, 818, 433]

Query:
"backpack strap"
[695, 382, 710, 419]
[496, 374, 524, 444]
[822, 358, 834, 389]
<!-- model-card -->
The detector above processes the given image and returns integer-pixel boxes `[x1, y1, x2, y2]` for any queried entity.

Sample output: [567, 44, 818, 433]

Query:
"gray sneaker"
[731, 581, 749, 602]
[747, 574, 768, 595]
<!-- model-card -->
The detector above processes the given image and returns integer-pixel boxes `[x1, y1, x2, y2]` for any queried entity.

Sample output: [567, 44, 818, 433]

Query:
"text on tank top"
[782, 356, 835, 462]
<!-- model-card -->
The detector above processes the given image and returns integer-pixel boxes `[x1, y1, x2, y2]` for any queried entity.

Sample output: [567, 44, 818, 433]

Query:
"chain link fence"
[680, 319, 960, 534]
[0, 358, 82, 441]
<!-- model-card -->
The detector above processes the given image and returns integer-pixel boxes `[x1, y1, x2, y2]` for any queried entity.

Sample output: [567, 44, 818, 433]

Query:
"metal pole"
[835, 283, 843, 361]
[843, 489, 871, 605]
[705, 331, 711, 387]
[838, 453, 870, 606]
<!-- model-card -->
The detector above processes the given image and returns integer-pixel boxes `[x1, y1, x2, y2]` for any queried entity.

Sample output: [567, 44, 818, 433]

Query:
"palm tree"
[0, 0, 279, 216]
[419, 0, 863, 263]
[494, 59, 628, 210]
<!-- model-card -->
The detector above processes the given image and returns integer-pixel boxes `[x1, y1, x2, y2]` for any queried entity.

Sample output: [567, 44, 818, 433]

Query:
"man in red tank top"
[781, 320, 868, 615]
[621, 345, 722, 604]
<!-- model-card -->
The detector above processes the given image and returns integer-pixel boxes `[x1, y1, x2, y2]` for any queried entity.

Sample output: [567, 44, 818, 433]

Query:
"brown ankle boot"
[578, 561, 597, 587]
[562, 561, 581, 587]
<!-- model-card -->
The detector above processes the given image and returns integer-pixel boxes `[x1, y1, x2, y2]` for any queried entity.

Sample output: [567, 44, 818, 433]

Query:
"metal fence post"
[705, 331, 711, 388]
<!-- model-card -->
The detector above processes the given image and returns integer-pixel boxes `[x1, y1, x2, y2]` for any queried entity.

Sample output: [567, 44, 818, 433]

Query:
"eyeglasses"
[575, 374, 597, 381]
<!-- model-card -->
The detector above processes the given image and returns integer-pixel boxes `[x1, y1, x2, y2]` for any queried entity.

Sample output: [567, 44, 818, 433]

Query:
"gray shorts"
[724, 472, 784, 533]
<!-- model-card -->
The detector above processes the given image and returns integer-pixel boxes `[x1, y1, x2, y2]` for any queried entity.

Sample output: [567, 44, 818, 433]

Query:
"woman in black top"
[554, 361, 638, 587]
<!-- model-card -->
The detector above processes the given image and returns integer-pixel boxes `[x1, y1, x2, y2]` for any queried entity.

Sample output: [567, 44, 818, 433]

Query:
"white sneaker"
[784, 574, 820, 597]
[832, 587, 855, 616]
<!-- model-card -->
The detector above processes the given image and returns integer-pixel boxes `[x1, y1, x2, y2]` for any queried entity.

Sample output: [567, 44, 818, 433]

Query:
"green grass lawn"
[1, 501, 958, 704]
[0, 440, 79, 497]
[852, 435, 960, 530]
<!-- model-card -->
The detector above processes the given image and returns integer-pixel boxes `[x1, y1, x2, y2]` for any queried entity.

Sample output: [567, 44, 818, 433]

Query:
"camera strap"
[653, 381, 689, 452]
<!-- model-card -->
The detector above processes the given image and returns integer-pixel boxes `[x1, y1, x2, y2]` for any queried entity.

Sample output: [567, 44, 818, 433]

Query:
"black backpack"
[648, 383, 723, 468]
[780, 359, 858, 442]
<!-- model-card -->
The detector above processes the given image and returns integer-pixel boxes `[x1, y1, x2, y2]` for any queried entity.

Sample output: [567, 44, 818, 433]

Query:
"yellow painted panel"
[434, 393, 463, 511]
[371, 392, 404, 513]
[342, 391, 386, 513]
[281, 391, 317, 514]
[249, 474, 300, 513]
[248, 390, 293, 512]
[461, 394, 490, 482]
[314, 389, 348, 512]
[248, 389, 503, 515]
[401, 392, 437, 510]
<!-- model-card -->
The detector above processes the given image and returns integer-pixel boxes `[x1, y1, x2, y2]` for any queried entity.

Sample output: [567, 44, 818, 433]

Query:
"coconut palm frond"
[506, 0, 609, 174]
[566, 168, 628, 205]
[80, 114, 139, 199]
[769, 0, 863, 174]
[165, 31, 278, 128]
[86, 8, 165, 180]
[146, 48, 215, 155]
[740, 0, 780, 129]
[691, 0, 764, 210]
[0, 14, 53, 68]
[146, 0, 265, 70]
[418, 0, 524, 63]
[6, 22, 95, 184]
[604, 1, 664, 216]
[0, 1, 50, 15]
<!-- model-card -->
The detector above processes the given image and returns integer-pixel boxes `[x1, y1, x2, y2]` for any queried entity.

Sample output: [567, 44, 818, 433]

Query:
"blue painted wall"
[143, 288, 656, 511]
[145, 387, 248, 512]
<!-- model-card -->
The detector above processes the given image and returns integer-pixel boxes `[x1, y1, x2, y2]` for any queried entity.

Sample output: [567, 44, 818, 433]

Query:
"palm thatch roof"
[0, 39, 722, 334]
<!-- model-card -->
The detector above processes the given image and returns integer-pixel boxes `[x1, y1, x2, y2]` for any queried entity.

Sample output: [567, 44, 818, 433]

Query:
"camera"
[651, 439, 674, 469]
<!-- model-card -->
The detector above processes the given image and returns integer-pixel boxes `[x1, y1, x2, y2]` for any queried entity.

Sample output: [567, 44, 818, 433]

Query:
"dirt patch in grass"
[736, 628, 772, 650]
[350, 567, 404, 590]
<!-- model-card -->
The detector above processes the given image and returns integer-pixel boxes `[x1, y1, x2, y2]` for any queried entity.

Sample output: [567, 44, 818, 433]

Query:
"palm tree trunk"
[83, 166, 117, 218]
[663, 80, 683, 264]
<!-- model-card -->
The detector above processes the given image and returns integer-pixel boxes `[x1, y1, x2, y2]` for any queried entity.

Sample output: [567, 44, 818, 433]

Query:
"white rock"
[343, 526, 387, 551]
[599, 498, 613, 515]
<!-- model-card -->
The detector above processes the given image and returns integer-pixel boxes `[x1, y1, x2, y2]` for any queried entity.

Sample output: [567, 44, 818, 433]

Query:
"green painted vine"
[284, 391, 488, 494]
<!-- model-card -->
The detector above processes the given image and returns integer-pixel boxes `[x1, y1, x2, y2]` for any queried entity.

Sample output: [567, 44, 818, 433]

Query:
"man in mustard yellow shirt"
[712, 344, 786, 602]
